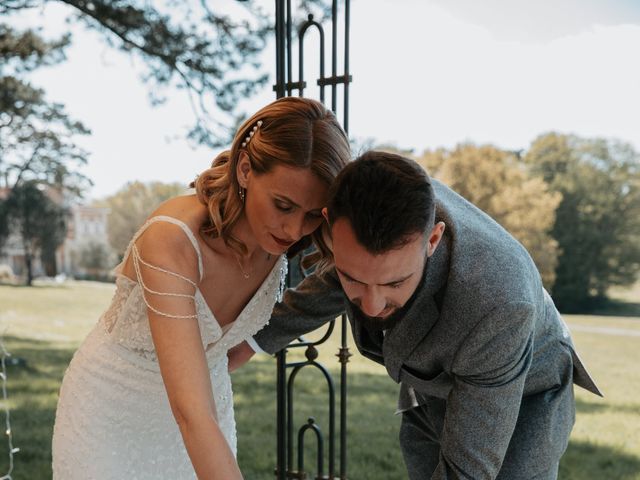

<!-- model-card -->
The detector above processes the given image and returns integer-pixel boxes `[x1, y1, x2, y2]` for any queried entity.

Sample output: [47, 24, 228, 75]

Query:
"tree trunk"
[25, 253, 33, 286]
[42, 249, 57, 277]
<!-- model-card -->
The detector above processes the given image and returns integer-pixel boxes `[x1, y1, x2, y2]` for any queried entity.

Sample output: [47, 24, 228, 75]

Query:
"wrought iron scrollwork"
[272, 1, 352, 478]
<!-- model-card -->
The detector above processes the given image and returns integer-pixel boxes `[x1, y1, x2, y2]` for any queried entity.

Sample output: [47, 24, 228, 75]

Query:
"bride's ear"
[236, 152, 252, 187]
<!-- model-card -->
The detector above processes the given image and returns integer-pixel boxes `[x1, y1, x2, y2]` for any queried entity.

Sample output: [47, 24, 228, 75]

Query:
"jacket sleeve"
[253, 267, 347, 354]
[433, 301, 536, 480]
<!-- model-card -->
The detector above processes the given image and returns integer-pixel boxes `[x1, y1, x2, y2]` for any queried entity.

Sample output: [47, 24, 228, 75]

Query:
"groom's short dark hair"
[327, 151, 436, 253]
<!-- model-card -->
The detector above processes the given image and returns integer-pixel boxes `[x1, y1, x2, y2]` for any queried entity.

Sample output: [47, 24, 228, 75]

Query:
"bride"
[52, 97, 350, 479]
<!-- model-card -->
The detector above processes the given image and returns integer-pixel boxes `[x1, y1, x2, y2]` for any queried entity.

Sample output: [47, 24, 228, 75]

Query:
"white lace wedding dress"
[52, 216, 287, 479]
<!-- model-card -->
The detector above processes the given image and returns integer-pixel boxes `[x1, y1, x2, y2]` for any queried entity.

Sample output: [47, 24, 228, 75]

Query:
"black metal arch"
[272, 1, 352, 478]
[275, 0, 352, 128]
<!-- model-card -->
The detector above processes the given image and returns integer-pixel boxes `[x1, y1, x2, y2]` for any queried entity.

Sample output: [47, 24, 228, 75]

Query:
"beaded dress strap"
[131, 244, 198, 319]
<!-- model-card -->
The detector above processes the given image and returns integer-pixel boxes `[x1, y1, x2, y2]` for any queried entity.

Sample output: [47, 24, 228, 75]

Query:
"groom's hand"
[227, 341, 256, 372]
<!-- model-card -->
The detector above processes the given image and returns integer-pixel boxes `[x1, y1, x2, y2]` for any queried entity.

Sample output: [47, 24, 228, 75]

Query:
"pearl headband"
[241, 120, 263, 148]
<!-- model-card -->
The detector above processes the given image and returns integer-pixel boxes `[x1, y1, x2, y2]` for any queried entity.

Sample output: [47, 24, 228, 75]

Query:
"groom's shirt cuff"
[246, 336, 266, 354]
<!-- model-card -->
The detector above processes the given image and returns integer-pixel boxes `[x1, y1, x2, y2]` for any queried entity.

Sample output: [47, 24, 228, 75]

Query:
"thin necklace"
[234, 253, 252, 279]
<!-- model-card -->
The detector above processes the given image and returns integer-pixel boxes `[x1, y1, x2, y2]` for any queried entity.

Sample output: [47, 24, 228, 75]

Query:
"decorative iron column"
[272, 1, 352, 478]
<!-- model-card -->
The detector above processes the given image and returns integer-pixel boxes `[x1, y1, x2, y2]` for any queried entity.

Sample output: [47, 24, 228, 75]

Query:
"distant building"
[59, 204, 112, 277]
[0, 186, 112, 279]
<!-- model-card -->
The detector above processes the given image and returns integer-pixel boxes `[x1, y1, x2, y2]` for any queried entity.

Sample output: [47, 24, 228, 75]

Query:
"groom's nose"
[359, 287, 387, 317]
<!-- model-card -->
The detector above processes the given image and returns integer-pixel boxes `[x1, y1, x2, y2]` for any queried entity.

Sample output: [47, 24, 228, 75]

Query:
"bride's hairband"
[241, 120, 263, 148]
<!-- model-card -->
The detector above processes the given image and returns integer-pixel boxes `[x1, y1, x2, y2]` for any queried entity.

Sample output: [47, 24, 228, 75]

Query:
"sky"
[16, 0, 640, 200]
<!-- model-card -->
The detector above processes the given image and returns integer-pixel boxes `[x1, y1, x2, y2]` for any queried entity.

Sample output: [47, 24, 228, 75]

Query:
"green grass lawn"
[0, 281, 638, 479]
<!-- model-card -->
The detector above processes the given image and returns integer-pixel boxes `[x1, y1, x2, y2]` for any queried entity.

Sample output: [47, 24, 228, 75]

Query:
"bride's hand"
[227, 341, 256, 372]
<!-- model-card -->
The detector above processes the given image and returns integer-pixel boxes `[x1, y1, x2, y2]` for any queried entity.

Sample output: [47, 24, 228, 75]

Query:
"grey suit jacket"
[254, 179, 601, 478]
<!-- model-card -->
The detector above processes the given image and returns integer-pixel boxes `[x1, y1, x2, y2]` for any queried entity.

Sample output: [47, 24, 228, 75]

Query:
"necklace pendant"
[233, 253, 251, 279]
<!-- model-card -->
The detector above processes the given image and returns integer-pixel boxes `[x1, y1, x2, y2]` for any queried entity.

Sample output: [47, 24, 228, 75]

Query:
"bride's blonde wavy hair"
[192, 97, 350, 272]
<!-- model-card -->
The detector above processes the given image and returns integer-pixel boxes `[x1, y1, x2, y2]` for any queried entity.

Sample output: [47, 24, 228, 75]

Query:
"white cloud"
[428, 0, 640, 42]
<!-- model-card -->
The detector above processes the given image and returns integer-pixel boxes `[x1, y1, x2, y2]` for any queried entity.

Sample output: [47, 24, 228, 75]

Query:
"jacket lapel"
[382, 295, 440, 383]
[382, 235, 450, 383]
[349, 313, 385, 365]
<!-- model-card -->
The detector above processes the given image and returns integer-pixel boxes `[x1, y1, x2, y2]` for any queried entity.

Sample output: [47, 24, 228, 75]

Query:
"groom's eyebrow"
[336, 268, 365, 284]
[336, 267, 413, 286]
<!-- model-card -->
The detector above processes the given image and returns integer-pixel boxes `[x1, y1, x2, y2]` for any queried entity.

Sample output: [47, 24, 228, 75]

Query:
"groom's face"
[330, 218, 429, 322]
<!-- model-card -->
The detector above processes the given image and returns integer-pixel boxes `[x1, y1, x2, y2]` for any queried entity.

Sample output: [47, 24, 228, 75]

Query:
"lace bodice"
[100, 215, 287, 362]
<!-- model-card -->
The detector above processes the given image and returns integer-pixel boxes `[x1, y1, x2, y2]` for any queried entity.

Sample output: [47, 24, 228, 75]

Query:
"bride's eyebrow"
[274, 194, 323, 214]
[273, 194, 299, 207]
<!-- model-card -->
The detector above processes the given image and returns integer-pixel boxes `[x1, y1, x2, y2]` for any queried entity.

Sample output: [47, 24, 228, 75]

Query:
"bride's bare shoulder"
[150, 194, 208, 231]
[130, 195, 205, 267]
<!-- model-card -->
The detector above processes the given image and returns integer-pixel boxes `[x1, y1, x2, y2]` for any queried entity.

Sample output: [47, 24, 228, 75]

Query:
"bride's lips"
[271, 234, 295, 247]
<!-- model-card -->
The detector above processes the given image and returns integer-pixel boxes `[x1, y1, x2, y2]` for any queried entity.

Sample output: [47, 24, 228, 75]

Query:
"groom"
[231, 151, 601, 479]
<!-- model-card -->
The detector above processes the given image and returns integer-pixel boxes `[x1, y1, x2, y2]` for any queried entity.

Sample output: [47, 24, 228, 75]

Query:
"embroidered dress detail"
[277, 257, 288, 303]
[52, 215, 286, 479]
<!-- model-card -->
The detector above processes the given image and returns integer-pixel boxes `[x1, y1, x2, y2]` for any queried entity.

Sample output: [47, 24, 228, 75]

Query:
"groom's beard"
[350, 301, 406, 332]
[349, 284, 421, 332]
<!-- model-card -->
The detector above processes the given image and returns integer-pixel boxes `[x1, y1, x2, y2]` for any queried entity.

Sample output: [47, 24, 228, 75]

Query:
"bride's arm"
[227, 341, 256, 372]
[151, 309, 242, 479]
[135, 223, 242, 480]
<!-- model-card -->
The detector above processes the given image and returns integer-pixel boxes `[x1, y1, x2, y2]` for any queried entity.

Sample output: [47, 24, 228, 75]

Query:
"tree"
[76, 240, 115, 277]
[416, 144, 562, 290]
[0, 24, 92, 196]
[525, 133, 640, 312]
[0, 24, 91, 282]
[0, 182, 67, 285]
[102, 181, 186, 258]
[3, 1, 335, 147]
[2, 0, 286, 147]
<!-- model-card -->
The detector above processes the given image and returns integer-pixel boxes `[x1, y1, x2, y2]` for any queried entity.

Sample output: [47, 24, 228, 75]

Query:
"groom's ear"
[320, 208, 333, 252]
[322, 207, 330, 223]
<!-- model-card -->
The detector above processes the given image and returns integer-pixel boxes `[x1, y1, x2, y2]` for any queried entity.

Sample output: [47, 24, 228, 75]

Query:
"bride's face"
[237, 155, 329, 255]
